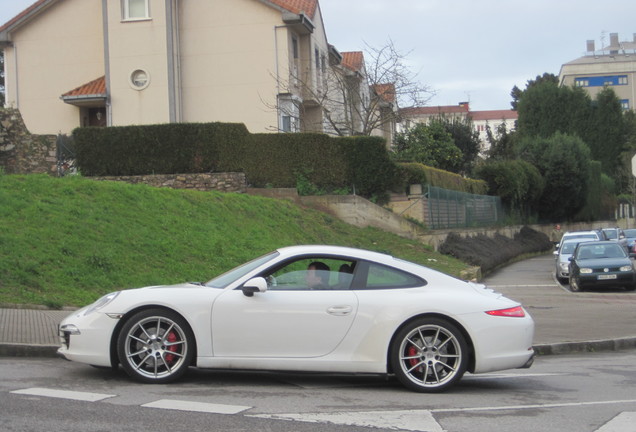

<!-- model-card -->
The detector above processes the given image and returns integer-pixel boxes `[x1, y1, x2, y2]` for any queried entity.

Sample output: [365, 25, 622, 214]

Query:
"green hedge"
[398, 162, 487, 195]
[73, 123, 400, 201]
[73, 123, 251, 176]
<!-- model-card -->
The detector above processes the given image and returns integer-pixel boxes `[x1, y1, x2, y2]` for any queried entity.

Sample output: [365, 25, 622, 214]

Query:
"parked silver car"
[555, 239, 586, 282]
[554, 230, 602, 254]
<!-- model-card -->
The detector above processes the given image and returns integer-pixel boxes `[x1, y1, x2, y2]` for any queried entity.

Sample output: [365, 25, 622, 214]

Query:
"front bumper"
[577, 272, 636, 288]
[57, 311, 120, 367]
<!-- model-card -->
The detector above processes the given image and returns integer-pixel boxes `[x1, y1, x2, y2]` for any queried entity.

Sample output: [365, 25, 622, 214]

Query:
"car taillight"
[485, 306, 526, 317]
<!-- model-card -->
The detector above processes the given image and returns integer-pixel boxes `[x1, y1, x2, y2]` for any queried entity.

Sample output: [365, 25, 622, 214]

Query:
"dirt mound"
[439, 226, 552, 274]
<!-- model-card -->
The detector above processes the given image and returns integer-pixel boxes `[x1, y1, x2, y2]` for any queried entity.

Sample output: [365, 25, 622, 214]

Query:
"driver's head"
[306, 262, 330, 288]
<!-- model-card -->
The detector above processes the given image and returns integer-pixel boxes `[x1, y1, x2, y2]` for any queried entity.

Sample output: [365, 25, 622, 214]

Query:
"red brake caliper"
[408, 345, 422, 371]
[165, 331, 178, 364]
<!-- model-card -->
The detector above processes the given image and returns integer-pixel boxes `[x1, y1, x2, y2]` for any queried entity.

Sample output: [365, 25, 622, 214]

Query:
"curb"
[534, 336, 636, 356]
[0, 343, 59, 358]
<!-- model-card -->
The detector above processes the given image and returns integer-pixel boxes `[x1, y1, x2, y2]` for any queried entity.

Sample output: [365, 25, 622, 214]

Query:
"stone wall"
[92, 172, 247, 193]
[0, 108, 57, 175]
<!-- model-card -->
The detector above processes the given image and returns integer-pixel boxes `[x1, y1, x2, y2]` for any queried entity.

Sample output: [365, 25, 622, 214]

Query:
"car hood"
[575, 258, 632, 268]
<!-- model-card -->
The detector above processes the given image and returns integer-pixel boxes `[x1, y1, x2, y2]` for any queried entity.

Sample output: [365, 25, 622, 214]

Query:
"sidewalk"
[1, 254, 636, 358]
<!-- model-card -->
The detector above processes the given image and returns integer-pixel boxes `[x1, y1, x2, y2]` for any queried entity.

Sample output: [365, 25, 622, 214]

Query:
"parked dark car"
[623, 228, 636, 258]
[568, 241, 636, 292]
[601, 227, 628, 252]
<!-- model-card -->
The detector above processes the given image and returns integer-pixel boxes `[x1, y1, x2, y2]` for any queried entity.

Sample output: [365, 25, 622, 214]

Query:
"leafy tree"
[430, 116, 481, 175]
[516, 80, 592, 139]
[393, 122, 462, 172]
[484, 122, 517, 161]
[510, 73, 559, 110]
[474, 159, 543, 221]
[516, 132, 591, 221]
[585, 87, 627, 183]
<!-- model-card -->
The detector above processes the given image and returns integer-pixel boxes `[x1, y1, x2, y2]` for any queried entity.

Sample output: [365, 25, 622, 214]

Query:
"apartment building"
[559, 32, 636, 111]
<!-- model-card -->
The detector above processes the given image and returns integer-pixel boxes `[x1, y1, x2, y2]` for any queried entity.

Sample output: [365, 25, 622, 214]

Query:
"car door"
[210, 257, 358, 358]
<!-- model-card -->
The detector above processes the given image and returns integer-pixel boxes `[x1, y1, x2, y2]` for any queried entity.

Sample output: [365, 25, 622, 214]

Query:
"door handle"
[327, 305, 353, 316]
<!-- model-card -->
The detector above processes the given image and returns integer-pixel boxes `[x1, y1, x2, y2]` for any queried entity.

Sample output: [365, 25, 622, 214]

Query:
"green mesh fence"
[426, 185, 503, 229]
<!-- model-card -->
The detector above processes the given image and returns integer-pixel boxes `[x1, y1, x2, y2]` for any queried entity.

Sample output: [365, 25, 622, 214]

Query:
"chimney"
[586, 40, 595, 53]
[609, 33, 619, 54]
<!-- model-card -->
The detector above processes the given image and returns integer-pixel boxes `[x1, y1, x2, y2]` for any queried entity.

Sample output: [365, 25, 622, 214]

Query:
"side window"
[263, 258, 356, 291]
[361, 263, 426, 290]
[123, 0, 150, 20]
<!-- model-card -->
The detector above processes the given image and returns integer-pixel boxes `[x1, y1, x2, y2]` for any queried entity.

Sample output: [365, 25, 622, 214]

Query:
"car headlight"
[559, 263, 569, 270]
[619, 265, 632, 272]
[82, 291, 120, 316]
[579, 268, 593, 274]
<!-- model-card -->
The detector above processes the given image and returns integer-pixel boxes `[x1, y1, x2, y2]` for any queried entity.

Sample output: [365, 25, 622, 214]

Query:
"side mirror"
[568, 256, 575, 262]
[241, 277, 268, 297]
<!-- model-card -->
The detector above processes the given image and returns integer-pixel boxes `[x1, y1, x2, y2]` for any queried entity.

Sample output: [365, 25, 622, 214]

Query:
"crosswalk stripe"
[143, 399, 251, 414]
[249, 410, 444, 432]
[596, 412, 636, 432]
[10, 387, 115, 402]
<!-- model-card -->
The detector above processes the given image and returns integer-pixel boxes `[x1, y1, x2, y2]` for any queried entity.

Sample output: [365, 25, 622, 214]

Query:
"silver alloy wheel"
[569, 276, 581, 292]
[118, 309, 193, 383]
[392, 319, 467, 392]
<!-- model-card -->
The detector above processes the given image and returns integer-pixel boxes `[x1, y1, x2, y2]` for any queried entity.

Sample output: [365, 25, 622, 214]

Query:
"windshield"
[603, 230, 617, 240]
[205, 251, 279, 288]
[577, 243, 626, 259]
[624, 229, 636, 238]
[560, 242, 579, 254]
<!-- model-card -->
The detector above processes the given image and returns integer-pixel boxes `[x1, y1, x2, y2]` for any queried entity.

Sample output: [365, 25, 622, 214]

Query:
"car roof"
[577, 240, 620, 247]
[276, 245, 394, 261]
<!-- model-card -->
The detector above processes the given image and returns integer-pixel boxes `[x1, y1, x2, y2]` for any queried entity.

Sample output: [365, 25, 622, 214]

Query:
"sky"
[2, 0, 636, 111]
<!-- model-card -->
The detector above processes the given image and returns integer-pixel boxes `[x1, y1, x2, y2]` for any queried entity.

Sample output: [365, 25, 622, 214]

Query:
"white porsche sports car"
[58, 245, 535, 392]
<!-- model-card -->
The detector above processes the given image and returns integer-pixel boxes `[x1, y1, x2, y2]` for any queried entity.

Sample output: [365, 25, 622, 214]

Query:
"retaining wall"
[0, 108, 57, 175]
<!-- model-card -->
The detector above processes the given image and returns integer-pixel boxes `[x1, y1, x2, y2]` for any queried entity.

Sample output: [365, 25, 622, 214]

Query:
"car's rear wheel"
[117, 309, 194, 384]
[391, 318, 468, 392]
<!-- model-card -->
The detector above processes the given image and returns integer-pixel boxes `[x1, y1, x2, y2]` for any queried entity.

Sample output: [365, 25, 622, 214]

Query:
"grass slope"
[0, 174, 466, 308]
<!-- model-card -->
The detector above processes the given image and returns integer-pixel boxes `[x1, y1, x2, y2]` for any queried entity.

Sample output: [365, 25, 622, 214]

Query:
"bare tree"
[275, 40, 434, 139]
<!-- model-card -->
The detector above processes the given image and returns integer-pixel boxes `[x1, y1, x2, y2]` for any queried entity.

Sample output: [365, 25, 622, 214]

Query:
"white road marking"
[431, 399, 636, 413]
[10, 387, 115, 402]
[251, 400, 636, 432]
[596, 412, 636, 432]
[249, 410, 445, 432]
[143, 399, 251, 414]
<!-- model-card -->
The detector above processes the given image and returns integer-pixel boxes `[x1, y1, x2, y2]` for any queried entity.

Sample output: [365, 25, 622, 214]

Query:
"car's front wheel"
[391, 318, 468, 392]
[569, 276, 582, 292]
[117, 309, 194, 384]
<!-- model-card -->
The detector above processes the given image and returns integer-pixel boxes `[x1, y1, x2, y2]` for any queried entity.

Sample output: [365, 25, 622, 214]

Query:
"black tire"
[117, 308, 195, 384]
[569, 276, 582, 292]
[390, 317, 468, 392]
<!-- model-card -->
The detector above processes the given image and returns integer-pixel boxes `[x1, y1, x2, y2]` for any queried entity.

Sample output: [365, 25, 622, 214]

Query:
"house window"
[123, 0, 150, 20]
[281, 115, 292, 132]
[130, 69, 150, 90]
[621, 100, 630, 110]
[618, 76, 628, 85]
[292, 36, 299, 59]
[575, 78, 589, 87]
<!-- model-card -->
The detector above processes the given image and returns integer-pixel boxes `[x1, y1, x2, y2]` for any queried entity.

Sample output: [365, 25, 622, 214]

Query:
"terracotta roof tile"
[400, 104, 470, 116]
[62, 76, 106, 97]
[469, 110, 518, 121]
[268, 0, 318, 19]
[0, 0, 49, 32]
[341, 51, 364, 72]
[372, 83, 396, 103]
